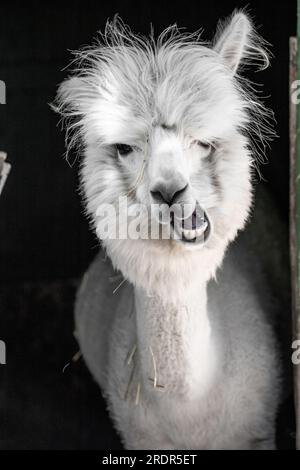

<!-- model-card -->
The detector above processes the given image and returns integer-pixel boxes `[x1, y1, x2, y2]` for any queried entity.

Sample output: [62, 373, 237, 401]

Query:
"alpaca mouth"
[171, 203, 211, 244]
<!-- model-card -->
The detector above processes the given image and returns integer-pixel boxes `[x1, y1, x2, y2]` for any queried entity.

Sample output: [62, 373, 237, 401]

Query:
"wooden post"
[292, 4, 300, 448]
[290, 36, 300, 449]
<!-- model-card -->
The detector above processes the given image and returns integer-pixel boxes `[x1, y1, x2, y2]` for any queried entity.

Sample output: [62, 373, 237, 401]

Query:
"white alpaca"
[55, 11, 282, 449]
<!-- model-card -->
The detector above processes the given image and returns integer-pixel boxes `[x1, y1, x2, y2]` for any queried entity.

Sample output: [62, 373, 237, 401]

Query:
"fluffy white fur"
[55, 11, 281, 449]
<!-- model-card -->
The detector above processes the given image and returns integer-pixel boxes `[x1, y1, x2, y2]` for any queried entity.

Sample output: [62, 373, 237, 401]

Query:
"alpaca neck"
[134, 278, 216, 400]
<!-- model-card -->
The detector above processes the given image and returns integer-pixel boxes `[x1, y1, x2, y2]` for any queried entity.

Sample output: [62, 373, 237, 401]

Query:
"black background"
[0, 0, 296, 450]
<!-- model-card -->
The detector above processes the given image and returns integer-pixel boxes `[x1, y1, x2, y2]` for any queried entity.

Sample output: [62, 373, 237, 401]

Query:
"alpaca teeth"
[182, 220, 208, 241]
[195, 221, 208, 237]
[182, 229, 196, 240]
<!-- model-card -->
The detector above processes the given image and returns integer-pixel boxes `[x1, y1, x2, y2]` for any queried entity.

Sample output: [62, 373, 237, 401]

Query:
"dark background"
[0, 0, 296, 450]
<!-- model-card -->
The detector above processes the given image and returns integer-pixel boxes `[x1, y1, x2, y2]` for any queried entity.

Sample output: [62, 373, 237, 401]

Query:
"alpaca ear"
[54, 76, 93, 116]
[213, 11, 270, 74]
[52, 76, 97, 154]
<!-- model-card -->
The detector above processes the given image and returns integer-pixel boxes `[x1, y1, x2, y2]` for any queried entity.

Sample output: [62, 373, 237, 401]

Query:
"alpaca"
[55, 11, 282, 449]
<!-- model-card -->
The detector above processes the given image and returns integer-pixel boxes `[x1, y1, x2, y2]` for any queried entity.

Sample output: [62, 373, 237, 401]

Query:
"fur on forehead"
[54, 11, 274, 161]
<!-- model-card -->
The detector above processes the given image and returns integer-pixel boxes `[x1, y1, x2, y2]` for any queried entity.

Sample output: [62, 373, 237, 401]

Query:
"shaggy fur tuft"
[54, 12, 274, 165]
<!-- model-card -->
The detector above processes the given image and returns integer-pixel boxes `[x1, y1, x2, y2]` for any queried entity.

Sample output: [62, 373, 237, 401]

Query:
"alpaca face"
[55, 12, 272, 283]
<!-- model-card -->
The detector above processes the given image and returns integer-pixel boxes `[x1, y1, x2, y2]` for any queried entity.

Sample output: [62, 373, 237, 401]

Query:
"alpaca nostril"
[150, 190, 166, 204]
[150, 183, 188, 206]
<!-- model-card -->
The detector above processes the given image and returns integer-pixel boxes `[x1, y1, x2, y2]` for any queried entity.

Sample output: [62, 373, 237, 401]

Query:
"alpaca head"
[55, 11, 272, 292]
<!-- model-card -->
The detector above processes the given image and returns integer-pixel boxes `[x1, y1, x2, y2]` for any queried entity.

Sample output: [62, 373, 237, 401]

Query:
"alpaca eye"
[115, 144, 133, 156]
[197, 141, 213, 152]
[190, 139, 215, 156]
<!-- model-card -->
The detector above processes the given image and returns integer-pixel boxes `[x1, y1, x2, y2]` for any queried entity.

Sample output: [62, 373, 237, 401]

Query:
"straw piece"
[135, 382, 141, 405]
[149, 346, 157, 388]
[112, 278, 126, 294]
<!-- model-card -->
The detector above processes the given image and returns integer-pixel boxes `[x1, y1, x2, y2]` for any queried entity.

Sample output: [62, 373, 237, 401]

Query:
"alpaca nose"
[150, 181, 188, 206]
